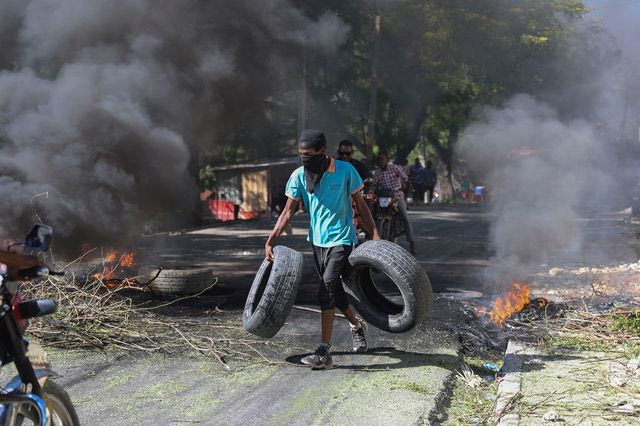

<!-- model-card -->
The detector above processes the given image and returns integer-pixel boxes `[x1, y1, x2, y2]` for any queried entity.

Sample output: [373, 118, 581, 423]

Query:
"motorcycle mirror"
[24, 224, 53, 251]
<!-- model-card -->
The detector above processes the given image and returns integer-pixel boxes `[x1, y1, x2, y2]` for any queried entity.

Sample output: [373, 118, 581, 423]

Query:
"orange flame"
[489, 282, 531, 326]
[120, 253, 135, 268]
[91, 251, 137, 285]
[104, 251, 118, 263]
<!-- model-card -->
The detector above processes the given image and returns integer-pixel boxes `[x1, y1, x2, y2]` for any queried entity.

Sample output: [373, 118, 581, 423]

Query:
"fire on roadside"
[466, 282, 535, 326]
[489, 282, 531, 325]
[92, 250, 137, 286]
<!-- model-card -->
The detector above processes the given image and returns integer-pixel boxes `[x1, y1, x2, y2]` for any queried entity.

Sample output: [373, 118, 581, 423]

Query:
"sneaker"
[301, 345, 334, 370]
[351, 319, 368, 353]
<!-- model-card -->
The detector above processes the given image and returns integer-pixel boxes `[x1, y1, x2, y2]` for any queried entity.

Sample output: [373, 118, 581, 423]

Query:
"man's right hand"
[265, 243, 275, 261]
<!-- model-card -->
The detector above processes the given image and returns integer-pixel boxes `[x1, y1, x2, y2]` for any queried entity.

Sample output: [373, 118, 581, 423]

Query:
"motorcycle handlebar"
[16, 266, 49, 280]
[18, 299, 58, 318]
[0, 250, 46, 281]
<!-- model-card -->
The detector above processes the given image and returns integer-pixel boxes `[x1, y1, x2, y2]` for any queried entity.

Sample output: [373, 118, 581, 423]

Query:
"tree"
[375, 0, 593, 192]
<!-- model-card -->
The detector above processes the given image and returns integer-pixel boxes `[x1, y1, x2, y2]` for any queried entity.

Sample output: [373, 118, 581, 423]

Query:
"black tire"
[392, 216, 405, 242]
[146, 267, 214, 296]
[243, 246, 303, 338]
[379, 217, 392, 241]
[345, 240, 432, 333]
[43, 380, 80, 426]
[16, 380, 80, 426]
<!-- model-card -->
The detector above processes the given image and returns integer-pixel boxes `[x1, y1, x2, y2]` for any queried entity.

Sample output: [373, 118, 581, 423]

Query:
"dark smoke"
[459, 3, 640, 285]
[0, 0, 348, 245]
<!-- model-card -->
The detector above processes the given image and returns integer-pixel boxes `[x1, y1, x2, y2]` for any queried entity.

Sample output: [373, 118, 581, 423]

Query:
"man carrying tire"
[265, 129, 380, 370]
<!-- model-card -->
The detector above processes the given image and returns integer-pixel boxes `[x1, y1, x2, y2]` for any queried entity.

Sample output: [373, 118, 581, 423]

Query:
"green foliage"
[198, 165, 216, 191]
[200, 0, 602, 171]
[611, 310, 640, 336]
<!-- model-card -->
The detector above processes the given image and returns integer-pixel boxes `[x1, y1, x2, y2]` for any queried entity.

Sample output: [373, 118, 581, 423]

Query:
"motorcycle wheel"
[392, 217, 405, 243]
[378, 217, 392, 241]
[15, 380, 80, 426]
[43, 380, 80, 426]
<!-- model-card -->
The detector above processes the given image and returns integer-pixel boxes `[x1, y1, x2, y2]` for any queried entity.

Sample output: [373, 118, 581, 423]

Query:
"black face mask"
[301, 153, 328, 194]
[301, 153, 326, 173]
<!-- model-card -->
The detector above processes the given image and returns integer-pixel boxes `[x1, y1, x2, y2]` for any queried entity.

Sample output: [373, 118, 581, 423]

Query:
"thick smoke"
[459, 2, 640, 286]
[0, 0, 348, 245]
[462, 96, 609, 273]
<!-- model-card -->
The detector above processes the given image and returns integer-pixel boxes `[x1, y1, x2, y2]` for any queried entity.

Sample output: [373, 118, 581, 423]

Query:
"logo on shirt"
[330, 183, 342, 191]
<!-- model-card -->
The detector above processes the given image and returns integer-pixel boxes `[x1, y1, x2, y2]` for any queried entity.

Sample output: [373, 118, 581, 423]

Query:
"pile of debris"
[21, 253, 273, 367]
[456, 282, 568, 356]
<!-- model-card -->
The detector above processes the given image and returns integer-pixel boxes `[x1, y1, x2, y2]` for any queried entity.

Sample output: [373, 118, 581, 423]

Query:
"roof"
[210, 157, 299, 172]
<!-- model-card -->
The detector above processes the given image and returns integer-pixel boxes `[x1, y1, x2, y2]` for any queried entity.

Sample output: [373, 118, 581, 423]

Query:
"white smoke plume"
[0, 0, 348, 245]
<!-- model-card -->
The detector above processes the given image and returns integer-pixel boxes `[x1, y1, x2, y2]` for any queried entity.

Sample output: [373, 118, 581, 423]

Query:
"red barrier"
[209, 200, 237, 221]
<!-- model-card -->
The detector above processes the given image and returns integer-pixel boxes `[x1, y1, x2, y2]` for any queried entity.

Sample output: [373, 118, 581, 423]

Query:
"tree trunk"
[445, 125, 459, 203]
[297, 52, 307, 136]
[366, 8, 381, 162]
[426, 127, 457, 203]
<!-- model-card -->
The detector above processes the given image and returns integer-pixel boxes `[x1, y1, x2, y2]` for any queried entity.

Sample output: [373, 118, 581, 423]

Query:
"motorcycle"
[0, 225, 79, 426]
[371, 187, 405, 242]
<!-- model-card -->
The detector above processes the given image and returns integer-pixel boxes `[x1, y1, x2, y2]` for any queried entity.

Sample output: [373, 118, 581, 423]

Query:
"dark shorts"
[313, 244, 352, 311]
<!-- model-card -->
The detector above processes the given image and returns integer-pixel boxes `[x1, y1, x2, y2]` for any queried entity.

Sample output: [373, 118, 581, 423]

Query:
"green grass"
[611, 310, 640, 335]
[443, 360, 501, 426]
[400, 382, 431, 395]
[547, 336, 609, 352]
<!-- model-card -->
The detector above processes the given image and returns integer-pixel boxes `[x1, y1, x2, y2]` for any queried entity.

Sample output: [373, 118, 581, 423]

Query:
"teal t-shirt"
[285, 158, 364, 247]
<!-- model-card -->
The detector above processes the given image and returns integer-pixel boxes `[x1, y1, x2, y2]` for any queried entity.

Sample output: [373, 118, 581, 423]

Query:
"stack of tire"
[243, 240, 432, 338]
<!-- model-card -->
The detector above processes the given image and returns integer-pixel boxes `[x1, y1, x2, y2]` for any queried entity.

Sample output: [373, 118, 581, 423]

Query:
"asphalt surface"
[10, 204, 639, 424]
[32, 205, 483, 425]
[46, 307, 459, 425]
[136, 203, 494, 302]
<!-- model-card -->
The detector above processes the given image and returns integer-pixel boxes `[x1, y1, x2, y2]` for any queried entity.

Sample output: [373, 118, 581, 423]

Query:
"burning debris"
[470, 282, 567, 328]
[456, 282, 569, 357]
[91, 250, 138, 286]
[489, 282, 531, 325]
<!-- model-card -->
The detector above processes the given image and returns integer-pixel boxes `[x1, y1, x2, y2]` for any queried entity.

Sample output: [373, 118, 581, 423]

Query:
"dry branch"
[21, 273, 268, 367]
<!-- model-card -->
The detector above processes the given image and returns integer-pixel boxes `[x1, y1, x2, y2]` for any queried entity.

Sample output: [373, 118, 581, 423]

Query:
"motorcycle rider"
[371, 153, 417, 255]
[337, 139, 371, 182]
[265, 129, 380, 369]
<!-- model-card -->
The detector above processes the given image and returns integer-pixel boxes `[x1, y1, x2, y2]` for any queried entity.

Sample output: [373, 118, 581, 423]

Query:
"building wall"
[214, 174, 242, 204]
[241, 170, 268, 213]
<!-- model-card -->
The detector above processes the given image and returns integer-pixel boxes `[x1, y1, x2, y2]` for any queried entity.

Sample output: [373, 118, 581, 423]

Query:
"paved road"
[40, 205, 486, 425]
[137, 204, 493, 303]
[48, 307, 459, 425]
[30, 205, 640, 424]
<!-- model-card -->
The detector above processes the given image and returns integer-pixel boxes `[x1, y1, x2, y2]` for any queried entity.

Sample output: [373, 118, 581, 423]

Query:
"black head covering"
[298, 129, 326, 150]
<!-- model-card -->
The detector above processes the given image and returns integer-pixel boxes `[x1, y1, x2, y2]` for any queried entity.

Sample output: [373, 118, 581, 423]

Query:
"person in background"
[423, 160, 437, 204]
[460, 176, 472, 201]
[409, 158, 425, 205]
[371, 153, 416, 255]
[473, 183, 485, 203]
[337, 139, 371, 182]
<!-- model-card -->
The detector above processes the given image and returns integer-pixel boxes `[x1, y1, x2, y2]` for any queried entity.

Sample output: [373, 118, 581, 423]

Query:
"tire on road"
[147, 267, 214, 296]
[345, 240, 432, 333]
[243, 246, 303, 338]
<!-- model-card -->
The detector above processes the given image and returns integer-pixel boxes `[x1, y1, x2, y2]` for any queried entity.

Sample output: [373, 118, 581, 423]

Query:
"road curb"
[427, 345, 464, 425]
[496, 340, 525, 426]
